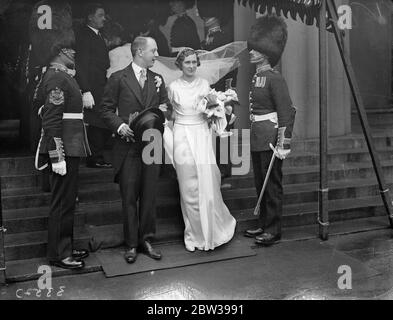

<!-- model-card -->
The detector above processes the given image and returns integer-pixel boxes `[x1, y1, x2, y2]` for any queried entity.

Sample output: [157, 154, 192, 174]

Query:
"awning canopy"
[238, 0, 324, 26]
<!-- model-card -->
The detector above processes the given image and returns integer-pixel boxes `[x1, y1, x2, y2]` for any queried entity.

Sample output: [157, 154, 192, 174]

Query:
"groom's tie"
[139, 69, 147, 88]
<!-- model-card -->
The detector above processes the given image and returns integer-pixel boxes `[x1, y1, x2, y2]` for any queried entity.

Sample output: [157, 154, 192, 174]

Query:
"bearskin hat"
[247, 15, 288, 67]
[29, 0, 75, 66]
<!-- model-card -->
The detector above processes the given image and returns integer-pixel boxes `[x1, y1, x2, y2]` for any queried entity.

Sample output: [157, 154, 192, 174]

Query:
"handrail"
[0, 176, 6, 285]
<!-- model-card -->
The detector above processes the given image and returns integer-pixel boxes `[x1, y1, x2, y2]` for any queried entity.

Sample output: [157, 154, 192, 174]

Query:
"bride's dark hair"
[175, 48, 201, 70]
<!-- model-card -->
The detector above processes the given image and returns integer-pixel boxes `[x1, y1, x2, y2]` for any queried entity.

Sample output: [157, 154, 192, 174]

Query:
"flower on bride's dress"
[154, 76, 162, 92]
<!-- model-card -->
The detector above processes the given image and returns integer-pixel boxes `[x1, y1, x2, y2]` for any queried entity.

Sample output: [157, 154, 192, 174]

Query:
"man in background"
[169, 0, 201, 53]
[75, 3, 111, 168]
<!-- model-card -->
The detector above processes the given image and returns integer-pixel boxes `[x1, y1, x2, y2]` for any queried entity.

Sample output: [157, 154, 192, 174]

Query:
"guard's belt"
[63, 113, 84, 120]
[250, 112, 277, 123]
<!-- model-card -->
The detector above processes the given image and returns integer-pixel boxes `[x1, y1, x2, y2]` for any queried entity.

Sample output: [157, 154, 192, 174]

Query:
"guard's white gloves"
[269, 143, 291, 160]
[37, 105, 44, 118]
[82, 92, 95, 109]
[52, 160, 67, 176]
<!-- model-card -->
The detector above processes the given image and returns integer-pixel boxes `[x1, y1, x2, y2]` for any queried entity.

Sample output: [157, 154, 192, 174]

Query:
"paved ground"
[1, 229, 392, 300]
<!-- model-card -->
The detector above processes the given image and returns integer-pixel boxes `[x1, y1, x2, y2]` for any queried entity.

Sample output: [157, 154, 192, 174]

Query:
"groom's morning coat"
[99, 63, 169, 179]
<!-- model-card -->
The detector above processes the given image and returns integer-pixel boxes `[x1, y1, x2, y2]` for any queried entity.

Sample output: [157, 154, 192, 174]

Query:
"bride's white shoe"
[185, 245, 195, 252]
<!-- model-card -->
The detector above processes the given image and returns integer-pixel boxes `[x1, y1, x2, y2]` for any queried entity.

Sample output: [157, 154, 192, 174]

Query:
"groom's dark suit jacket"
[99, 63, 170, 180]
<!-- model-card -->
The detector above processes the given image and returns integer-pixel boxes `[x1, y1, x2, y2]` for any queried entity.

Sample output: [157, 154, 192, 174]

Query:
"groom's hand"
[119, 124, 135, 143]
[158, 104, 168, 113]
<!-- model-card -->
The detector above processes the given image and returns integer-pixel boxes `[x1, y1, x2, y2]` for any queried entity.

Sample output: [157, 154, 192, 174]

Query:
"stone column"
[281, 14, 351, 139]
[233, 2, 256, 130]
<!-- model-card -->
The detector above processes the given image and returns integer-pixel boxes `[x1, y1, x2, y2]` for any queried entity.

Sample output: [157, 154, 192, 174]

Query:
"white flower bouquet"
[154, 76, 162, 92]
[203, 88, 238, 137]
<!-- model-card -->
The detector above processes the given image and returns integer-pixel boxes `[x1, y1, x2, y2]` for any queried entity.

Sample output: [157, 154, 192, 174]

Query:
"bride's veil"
[151, 41, 248, 85]
[107, 41, 248, 85]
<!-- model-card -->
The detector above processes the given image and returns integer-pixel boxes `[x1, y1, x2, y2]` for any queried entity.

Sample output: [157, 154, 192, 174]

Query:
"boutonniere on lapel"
[154, 76, 162, 92]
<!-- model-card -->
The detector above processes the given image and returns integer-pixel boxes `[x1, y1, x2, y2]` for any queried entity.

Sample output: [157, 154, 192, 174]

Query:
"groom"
[99, 37, 170, 263]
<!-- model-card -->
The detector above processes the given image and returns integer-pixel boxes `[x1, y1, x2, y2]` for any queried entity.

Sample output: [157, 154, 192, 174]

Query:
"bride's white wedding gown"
[164, 77, 236, 251]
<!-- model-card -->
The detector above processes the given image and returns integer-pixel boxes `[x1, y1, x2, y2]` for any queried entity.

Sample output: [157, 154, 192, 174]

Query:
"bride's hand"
[159, 104, 168, 112]
[205, 93, 217, 105]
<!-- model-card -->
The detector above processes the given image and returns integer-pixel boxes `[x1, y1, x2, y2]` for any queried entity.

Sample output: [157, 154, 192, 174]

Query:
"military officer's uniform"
[249, 63, 296, 238]
[35, 64, 90, 262]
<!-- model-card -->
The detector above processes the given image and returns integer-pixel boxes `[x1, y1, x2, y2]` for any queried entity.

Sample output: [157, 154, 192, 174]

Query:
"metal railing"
[0, 176, 6, 285]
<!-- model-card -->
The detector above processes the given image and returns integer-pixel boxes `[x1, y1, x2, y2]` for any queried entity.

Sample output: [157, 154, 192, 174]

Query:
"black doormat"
[95, 238, 256, 278]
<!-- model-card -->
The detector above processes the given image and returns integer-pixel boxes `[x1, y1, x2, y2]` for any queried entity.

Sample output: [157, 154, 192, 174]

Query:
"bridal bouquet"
[203, 89, 238, 137]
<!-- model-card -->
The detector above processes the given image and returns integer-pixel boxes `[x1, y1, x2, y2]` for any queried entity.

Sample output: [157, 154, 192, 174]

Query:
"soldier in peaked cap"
[244, 15, 296, 246]
[31, 1, 90, 269]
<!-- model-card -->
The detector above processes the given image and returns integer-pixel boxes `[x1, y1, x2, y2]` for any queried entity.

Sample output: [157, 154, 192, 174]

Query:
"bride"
[164, 48, 236, 252]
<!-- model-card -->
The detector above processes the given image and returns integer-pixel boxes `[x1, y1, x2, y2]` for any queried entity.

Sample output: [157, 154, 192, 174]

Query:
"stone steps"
[4, 159, 393, 211]
[5, 215, 389, 283]
[3, 195, 389, 262]
[0, 120, 19, 139]
[352, 110, 393, 132]
[2, 147, 393, 190]
[3, 130, 393, 175]
[2, 130, 393, 263]
[2, 177, 388, 235]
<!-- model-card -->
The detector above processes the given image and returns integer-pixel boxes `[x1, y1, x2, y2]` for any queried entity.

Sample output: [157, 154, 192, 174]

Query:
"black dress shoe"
[141, 241, 162, 260]
[124, 248, 137, 264]
[255, 233, 281, 246]
[50, 257, 85, 270]
[244, 227, 264, 238]
[72, 249, 89, 260]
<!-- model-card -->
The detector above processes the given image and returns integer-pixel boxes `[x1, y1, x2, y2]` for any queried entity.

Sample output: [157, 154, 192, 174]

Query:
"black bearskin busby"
[29, 0, 74, 66]
[247, 15, 288, 67]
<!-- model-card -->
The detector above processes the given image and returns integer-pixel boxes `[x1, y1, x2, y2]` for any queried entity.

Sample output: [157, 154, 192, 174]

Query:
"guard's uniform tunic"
[34, 65, 90, 261]
[249, 64, 296, 236]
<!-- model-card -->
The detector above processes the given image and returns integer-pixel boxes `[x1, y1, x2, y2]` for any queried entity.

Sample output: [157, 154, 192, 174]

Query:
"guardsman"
[31, 6, 91, 268]
[244, 15, 296, 246]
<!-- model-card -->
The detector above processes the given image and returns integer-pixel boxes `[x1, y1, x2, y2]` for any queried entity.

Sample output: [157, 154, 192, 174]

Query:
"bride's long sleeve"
[193, 80, 211, 113]
[163, 84, 175, 167]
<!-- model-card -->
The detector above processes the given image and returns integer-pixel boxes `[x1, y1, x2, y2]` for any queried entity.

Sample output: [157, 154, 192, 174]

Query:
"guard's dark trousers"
[251, 150, 283, 236]
[47, 157, 80, 261]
